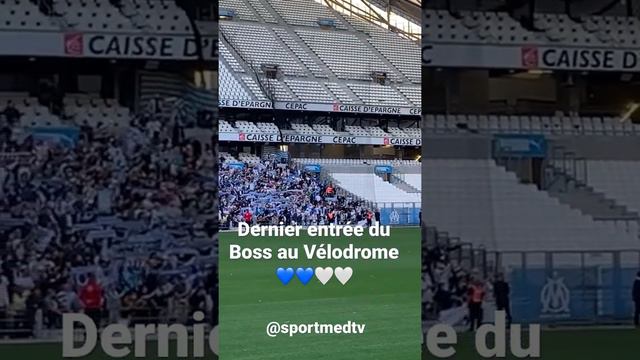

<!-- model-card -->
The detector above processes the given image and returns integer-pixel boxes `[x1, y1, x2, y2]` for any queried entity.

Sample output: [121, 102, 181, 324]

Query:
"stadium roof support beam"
[388, 0, 420, 23]
[324, 0, 420, 41]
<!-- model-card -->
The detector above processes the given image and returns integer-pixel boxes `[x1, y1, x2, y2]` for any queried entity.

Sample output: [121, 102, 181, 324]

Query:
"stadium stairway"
[423, 159, 640, 252]
[495, 144, 640, 223]
[544, 163, 639, 222]
[385, 172, 420, 193]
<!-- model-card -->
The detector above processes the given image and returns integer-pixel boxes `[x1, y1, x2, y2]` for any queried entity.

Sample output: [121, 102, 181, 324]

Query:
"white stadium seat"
[218, 0, 420, 106]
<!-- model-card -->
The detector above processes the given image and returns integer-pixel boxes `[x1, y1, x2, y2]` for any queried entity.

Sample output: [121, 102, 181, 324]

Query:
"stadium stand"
[219, 157, 378, 227]
[0, 0, 205, 33]
[0, 0, 217, 337]
[423, 8, 640, 46]
[424, 114, 640, 135]
[0, 92, 216, 333]
[218, 0, 421, 106]
[423, 159, 639, 253]
[423, 0, 640, 330]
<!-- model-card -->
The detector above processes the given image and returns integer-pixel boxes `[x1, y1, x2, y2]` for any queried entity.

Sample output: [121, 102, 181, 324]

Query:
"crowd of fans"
[0, 100, 217, 336]
[219, 157, 376, 228]
[422, 243, 469, 318]
[423, 241, 511, 330]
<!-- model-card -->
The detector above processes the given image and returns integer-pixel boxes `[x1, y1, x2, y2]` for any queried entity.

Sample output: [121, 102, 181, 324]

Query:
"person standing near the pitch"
[467, 273, 485, 331]
[633, 270, 640, 327]
[493, 273, 512, 325]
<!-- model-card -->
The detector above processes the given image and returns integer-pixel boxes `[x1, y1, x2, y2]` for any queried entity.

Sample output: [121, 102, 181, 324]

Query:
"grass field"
[0, 340, 217, 359]
[1, 328, 638, 359]
[3, 226, 640, 359]
[422, 328, 640, 359]
[219, 226, 422, 360]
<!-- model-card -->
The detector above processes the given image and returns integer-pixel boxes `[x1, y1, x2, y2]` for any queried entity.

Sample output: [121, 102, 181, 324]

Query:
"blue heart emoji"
[296, 267, 314, 285]
[276, 267, 294, 285]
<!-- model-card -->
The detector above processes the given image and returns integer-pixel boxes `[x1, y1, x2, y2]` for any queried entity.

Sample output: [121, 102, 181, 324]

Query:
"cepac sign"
[219, 99, 421, 116]
[219, 132, 421, 147]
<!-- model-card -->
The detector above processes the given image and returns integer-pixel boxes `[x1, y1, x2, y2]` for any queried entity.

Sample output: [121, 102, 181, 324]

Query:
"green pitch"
[0, 341, 216, 359]
[219, 226, 423, 360]
[1, 328, 638, 359]
[422, 328, 640, 359]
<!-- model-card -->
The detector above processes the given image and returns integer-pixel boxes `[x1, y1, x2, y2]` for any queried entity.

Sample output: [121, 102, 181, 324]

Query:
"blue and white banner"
[493, 134, 547, 158]
[29, 126, 80, 148]
[227, 162, 245, 170]
[304, 164, 322, 173]
[374, 165, 393, 174]
[510, 267, 637, 323]
[380, 207, 420, 226]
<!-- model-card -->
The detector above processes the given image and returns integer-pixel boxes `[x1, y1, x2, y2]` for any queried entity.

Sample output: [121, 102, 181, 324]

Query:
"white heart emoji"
[315, 267, 333, 285]
[334, 267, 353, 285]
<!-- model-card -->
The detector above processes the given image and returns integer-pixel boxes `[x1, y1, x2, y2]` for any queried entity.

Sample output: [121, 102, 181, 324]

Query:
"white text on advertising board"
[218, 99, 273, 109]
[65, 33, 217, 60]
[530, 47, 640, 71]
[226, 132, 421, 146]
[337, 104, 402, 114]
[238, 133, 323, 143]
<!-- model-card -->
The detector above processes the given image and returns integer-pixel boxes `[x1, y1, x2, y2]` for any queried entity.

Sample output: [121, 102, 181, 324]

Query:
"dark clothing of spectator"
[3, 105, 21, 124]
[633, 275, 640, 326]
[493, 280, 512, 324]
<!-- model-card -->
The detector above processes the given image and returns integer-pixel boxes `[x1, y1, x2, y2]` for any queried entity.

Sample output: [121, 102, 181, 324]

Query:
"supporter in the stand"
[79, 273, 104, 326]
[8, 286, 28, 327]
[0, 97, 217, 334]
[2, 101, 22, 125]
[243, 209, 253, 224]
[0, 270, 9, 325]
[325, 184, 334, 196]
[219, 157, 372, 227]
[26, 288, 44, 335]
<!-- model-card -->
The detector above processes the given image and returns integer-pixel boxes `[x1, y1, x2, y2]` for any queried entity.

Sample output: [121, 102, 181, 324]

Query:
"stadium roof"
[388, 0, 421, 22]
[323, 0, 421, 39]
[366, 0, 421, 23]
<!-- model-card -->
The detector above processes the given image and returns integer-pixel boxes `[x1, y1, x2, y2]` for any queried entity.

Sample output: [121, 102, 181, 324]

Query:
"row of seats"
[425, 9, 640, 46]
[0, 91, 131, 129]
[331, 172, 421, 206]
[219, 151, 238, 163]
[219, 0, 420, 106]
[219, 62, 251, 100]
[238, 152, 260, 164]
[219, 68, 421, 105]
[425, 114, 640, 135]
[423, 159, 640, 252]
[0, 0, 197, 33]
